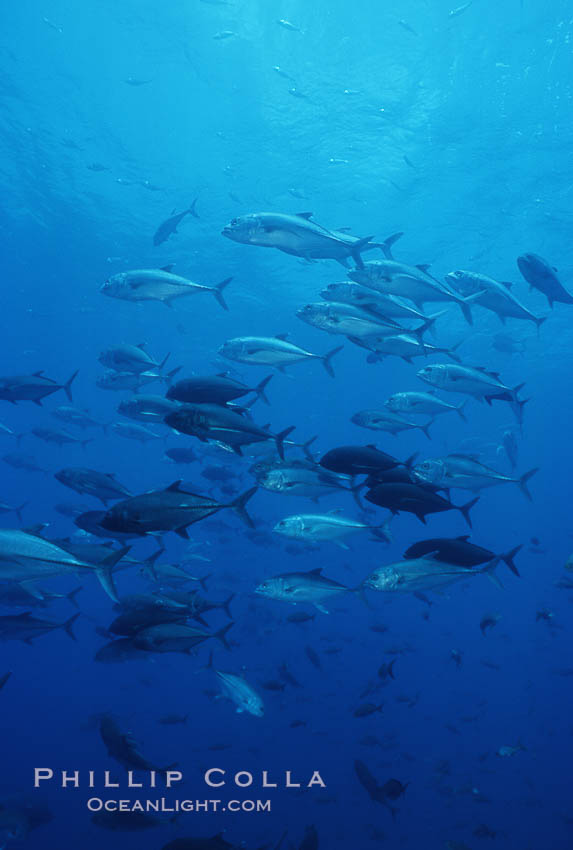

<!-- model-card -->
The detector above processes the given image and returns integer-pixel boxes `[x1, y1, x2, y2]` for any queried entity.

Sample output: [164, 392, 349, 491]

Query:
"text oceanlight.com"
[87, 797, 272, 813]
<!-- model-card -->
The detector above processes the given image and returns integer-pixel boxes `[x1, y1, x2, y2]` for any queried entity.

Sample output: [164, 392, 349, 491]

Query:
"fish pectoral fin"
[175, 526, 190, 539]
[333, 540, 350, 550]
[314, 603, 330, 614]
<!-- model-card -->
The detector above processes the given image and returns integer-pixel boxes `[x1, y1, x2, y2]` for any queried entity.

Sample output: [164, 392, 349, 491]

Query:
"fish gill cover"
[0, 0, 572, 848]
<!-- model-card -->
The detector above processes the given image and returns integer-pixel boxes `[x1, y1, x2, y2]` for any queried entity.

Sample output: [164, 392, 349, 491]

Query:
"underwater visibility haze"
[1, 0, 573, 848]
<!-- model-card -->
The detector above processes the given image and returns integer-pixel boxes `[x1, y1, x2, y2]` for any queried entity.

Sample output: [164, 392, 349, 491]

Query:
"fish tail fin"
[164, 366, 182, 386]
[352, 582, 372, 608]
[95, 546, 131, 602]
[159, 351, 171, 371]
[426, 309, 449, 338]
[62, 612, 80, 641]
[458, 295, 474, 325]
[301, 434, 318, 460]
[420, 420, 433, 440]
[15, 501, 28, 521]
[189, 197, 199, 218]
[63, 369, 79, 402]
[350, 481, 366, 510]
[446, 341, 463, 363]
[214, 622, 234, 651]
[230, 486, 257, 528]
[143, 547, 165, 580]
[501, 544, 522, 577]
[198, 573, 211, 592]
[459, 496, 479, 528]
[212, 277, 232, 311]
[66, 587, 83, 608]
[350, 235, 374, 267]
[456, 401, 468, 422]
[254, 374, 273, 405]
[412, 317, 434, 346]
[322, 345, 344, 377]
[221, 594, 235, 620]
[404, 452, 419, 469]
[482, 556, 504, 589]
[379, 231, 404, 260]
[371, 514, 393, 543]
[275, 425, 296, 460]
[518, 467, 538, 501]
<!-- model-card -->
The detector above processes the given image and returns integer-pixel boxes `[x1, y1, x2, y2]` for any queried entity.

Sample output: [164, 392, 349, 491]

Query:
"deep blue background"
[1, 1, 572, 848]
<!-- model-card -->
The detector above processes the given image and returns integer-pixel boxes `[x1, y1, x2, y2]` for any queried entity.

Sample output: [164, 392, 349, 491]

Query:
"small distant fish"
[496, 741, 525, 757]
[353, 703, 383, 718]
[213, 30, 236, 40]
[205, 653, 264, 717]
[286, 611, 315, 624]
[448, 1, 473, 17]
[101, 267, 231, 310]
[479, 613, 501, 635]
[42, 16, 63, 33]
[398, 20, 418, 36]
[3, 453, 43, 473]
[110, 422, 162, 443]
[288, 87, 308, 99]
[124, 77, 153, 86]
[305, 645, 322, 670]
[492, 333, 526, 354]
[273, 66, 295, 81]
[153, 201, 199, 246]
[277, 19, 303, 32]
[378, 660, 396, 681]
[451, 649, 463, 668]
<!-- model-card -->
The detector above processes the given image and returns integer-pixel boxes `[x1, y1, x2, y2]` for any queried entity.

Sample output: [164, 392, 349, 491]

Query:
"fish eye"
[230, 218, 238, 226]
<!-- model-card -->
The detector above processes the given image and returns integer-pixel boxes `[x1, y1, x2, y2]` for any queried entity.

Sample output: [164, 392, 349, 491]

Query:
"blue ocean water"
[1, 1, 572, 848]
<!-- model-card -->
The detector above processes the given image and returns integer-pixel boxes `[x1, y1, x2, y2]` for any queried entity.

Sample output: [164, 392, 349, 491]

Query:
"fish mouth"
[221, 227, 233, 238]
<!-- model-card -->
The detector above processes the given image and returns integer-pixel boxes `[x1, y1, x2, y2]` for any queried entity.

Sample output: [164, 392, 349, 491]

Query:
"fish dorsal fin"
[476, 366, 500, 379]
[308, 567, 323, 575]
[16, 612, 34, 619]
[553, 266, 559, 272]
[416, 264, 431, 273]
[33, 371, 45, 377]
[500, 281, 513, 289]
[160, 264, 175, 272]
[165, 480, 183, 492]
[365, 444, 378, 450]
[296, 211, 313, 219]
[261, 423, 271, 431]
[275, 333, 289, 341]
[336, 226, 352, 233]
[216, 372, 230, 378]
[328, 508, 343, 514]
[136, 342, 147, 349]
[455, 534, 471, 541]
[106, 472, 117, 479]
